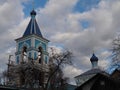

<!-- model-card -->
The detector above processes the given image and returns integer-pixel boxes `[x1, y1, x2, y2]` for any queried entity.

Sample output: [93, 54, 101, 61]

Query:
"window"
[22, 46, 27, 61]
[16, 56, 19, 64]
[38, 47, 42, 63]
[34, 52, 37, 60]
[29, 52, 31, 58]
[45, 56, 48, 64]
[22, 46, 27, 56]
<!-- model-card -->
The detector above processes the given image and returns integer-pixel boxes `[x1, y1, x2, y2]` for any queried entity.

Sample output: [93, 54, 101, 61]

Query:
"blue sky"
[23, 0, 100, 28]
[74, 0, 100, 12]
[0, 0, 120, 85]
[23, 0, 100, 16]
[22, 0, 48, 16]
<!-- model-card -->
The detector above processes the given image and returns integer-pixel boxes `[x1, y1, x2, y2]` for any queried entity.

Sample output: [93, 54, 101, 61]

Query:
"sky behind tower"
[0, 0, 120, 84]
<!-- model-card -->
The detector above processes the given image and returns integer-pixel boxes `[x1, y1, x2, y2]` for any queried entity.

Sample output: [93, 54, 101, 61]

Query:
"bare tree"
[2, 70, 8, 85]
[111, 34, 120, 68]
[6, 48, 73, 90]
[44, 48, 72, 90]
[13, 60, 44, 88]
[49, 67, 69, 90]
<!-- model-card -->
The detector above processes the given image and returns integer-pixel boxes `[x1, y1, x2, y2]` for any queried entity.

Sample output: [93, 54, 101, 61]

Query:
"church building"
[74, 53, 104, 86]
[8, 9, 50, 88]
[15, 9, 49, 64]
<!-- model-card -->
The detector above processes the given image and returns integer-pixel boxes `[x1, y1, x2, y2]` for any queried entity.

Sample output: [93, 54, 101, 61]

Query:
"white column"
[31, 37, 35, 47]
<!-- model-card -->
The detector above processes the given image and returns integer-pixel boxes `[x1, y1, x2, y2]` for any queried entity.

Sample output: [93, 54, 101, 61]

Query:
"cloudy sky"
[0, 0, 120, 84]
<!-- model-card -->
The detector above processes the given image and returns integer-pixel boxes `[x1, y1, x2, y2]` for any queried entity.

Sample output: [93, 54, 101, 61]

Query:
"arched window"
[22, 46, 27, 61]
[38, 46, 42, 63]
[16, 56, 19, 64]
[22, 46, 27, 53]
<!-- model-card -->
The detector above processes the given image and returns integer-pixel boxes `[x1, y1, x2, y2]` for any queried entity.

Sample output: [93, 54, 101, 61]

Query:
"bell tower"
[15, 9, 49, 64]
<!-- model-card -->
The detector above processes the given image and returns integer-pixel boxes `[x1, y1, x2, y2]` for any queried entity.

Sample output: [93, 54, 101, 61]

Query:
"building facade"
[74, 53, 104, 86]
[8, 9, 49, 88]
[15, 9, 49, 65]
[75, 73, 120, 90]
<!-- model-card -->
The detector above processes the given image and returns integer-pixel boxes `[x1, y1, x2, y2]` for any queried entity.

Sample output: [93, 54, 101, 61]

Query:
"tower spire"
[31, 1, 36, 19]
[32, 0, 35, 10]
[23, 9, 43, 37]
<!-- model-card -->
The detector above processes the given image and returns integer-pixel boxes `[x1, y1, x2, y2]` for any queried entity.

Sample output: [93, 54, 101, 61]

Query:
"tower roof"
[90, 53, 98, 62]
[23, 10, 43, 37]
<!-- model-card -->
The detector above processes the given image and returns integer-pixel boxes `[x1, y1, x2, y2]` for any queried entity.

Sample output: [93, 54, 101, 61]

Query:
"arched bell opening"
[23, 46, 27, 52]
[38, 46, 43, 64]
[21, 46, 27, 62]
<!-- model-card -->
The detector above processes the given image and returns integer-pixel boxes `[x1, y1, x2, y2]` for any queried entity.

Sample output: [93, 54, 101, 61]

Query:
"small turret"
[90, 53, 98, 69]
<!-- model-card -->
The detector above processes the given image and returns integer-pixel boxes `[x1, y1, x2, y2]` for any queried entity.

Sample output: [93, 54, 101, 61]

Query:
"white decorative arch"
[20, 42, 29, 51]
[36, 43, 42, 49]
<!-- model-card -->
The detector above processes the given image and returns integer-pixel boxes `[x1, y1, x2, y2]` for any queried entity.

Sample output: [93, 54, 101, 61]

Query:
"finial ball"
[30, 9, 36, 16]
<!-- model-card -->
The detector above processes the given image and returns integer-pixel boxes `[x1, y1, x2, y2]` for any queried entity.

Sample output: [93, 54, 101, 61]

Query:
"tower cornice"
[15, 34, 49, 43]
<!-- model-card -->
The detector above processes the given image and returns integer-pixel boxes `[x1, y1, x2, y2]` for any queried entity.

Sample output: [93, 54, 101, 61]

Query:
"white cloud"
[0, 0, 28, 73]
[63, 65, 83, 78]
[36, 0, 120, 75]
[48, 45, 63, 55]
[40, 0, 78, 18]
[1, 0, 120, 83]
[63, 65, 83, 85]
